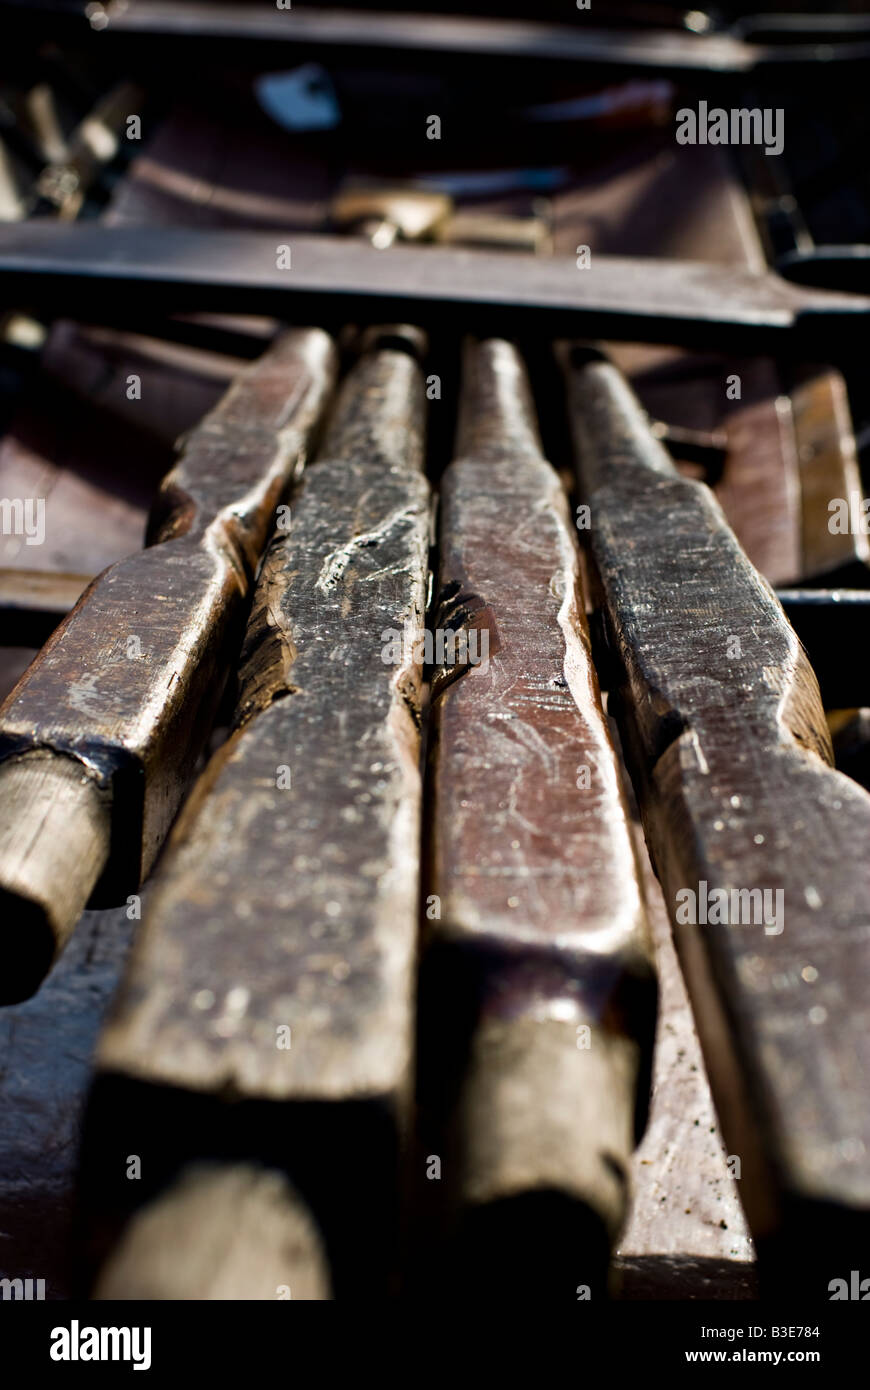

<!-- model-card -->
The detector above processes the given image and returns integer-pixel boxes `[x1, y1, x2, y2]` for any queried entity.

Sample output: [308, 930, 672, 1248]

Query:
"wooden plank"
[567, 351, 870, 1284]
[714, 364, 801, 585]
[416, 339, 655, 1297]
[0, 565, 91, 644]
[0, 328, 336, 1001]
[87, 328, 431, 1297]
[1, 223, 868, 353]
[790, 366, 870, 580]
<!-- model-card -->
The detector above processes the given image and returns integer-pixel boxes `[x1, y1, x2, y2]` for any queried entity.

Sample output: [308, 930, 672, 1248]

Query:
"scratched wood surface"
[569, 353, 870, 1287]
[415, 338, 656, 1297]
[85, 331, 431, 1297]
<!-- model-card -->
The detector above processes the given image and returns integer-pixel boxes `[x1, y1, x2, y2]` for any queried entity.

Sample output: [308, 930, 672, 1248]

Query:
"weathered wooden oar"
[567, 348, 870, 1281]
[84, 326, 431, 1298]
[0, 328, 336, 1002]
[417, 339, 656, 1297]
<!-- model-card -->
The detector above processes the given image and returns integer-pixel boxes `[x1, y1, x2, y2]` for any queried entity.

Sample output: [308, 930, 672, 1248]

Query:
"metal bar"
[0, 223, 868, 353]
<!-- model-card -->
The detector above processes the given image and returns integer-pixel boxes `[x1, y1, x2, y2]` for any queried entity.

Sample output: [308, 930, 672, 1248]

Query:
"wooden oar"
[417, 339, 656, 1297]
[0, 328, 336, 1002]
[567, 347, 870, 1282]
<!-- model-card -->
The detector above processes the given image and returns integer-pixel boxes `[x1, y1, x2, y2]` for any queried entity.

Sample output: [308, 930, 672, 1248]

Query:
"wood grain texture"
[0, 329, 336, 999]
[87, 331, 430, 1297]
[568, 353, 870, 1281]
[418, 340, 655, 1296]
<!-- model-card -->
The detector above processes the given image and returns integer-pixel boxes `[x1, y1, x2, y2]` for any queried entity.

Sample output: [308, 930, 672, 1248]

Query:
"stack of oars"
[2, 324, 869, 1298]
